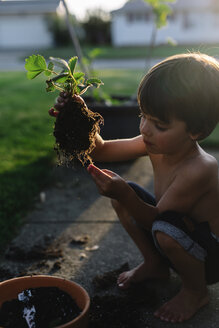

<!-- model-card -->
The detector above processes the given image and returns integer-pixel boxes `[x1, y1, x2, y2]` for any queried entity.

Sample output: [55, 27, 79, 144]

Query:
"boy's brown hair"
[138, 53, 219, 140]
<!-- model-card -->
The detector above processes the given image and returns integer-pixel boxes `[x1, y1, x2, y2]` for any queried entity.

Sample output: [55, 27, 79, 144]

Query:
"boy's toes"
[154, 306, 172, 322]
[154, 307, 184, 323]
[117, 279, 129, 289]
[117, 273, 131, 289]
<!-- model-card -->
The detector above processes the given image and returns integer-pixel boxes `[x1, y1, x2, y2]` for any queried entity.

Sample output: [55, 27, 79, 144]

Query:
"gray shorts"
[128, 182, 219, 285]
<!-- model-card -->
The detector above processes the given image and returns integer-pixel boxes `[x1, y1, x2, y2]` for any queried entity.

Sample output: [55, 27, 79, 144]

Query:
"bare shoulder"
[181, 150, 218, 186]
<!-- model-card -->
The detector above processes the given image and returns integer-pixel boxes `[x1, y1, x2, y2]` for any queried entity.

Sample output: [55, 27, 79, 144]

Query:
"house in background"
[111, 0, 219, 46]
[0, 0, 61, 49]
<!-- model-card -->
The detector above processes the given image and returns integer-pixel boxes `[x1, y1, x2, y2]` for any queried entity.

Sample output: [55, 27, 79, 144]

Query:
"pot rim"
[0, 274, 90, 328]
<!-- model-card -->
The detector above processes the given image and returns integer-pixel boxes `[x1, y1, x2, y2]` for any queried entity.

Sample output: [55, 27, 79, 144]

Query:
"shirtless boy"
[57, 53, 219, 323]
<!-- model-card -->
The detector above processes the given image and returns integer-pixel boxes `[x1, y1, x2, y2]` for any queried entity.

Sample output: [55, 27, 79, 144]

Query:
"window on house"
[182, 12, 192, 29]
[168, 12, 176, 22]
[126, 12, 150, 23]
[144, 12, 151, 21]
[127, 13, 134, 22]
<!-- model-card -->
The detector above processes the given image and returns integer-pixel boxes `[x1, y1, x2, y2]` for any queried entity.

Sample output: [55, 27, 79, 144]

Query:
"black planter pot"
[87, 97, 141, 140]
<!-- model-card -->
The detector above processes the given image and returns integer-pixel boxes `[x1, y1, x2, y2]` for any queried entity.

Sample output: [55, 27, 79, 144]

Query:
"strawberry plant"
[25, 54, 104, 166]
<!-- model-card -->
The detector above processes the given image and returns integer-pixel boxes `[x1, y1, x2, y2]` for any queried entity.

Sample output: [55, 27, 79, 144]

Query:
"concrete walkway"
[1, 151, 219, 327]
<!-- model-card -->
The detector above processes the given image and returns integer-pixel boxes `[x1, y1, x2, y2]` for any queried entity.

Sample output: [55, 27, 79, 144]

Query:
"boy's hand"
[49, 92, 86, 117]
[87, 164, 129, 200]
[54, 92, 85, 111]
[54, 92, 70, 111]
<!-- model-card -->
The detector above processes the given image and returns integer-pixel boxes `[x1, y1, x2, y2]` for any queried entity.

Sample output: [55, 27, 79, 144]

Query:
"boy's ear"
[189, 132, 202, 141]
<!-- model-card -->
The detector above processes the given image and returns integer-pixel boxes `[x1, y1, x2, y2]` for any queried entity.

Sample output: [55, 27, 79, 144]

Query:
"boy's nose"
[140, 118, 152, 137]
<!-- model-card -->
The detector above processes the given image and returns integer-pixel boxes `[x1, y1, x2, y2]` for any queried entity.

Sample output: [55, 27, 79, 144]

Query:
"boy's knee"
[155, 231, 181, 252]
[111, 199, 121, 211]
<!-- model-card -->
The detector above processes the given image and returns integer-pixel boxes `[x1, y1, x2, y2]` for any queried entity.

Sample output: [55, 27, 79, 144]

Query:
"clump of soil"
[53, 96, 103, 167]
[0, 287, 81, 328]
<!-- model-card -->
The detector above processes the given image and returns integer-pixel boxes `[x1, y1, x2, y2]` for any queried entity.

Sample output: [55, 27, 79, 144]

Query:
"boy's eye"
[155, 124, 167, 131]
[138, 113, 168, 131]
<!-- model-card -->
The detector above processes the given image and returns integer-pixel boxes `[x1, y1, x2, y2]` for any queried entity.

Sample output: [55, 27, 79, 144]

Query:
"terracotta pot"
[0, 275, 90, 328]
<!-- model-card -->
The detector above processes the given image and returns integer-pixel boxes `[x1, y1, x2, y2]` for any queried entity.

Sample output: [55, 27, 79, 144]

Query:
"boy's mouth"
[144, 139, 153, 146]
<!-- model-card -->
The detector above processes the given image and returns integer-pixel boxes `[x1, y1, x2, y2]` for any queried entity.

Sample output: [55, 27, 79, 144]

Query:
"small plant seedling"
[25, 54, 104, 166]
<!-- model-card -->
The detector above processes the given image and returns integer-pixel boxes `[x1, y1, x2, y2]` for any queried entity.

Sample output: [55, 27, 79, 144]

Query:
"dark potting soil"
[0, 286, 81, 328]
[53, 96, 103, 167]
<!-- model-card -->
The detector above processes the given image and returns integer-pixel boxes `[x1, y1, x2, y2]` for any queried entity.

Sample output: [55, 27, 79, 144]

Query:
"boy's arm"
[91, 134, 148, 162]
[88, 164, 158, 229]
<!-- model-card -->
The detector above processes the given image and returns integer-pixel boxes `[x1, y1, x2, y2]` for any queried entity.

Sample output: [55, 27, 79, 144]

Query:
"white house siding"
[0, 15, 52, 49]
[156, 12, 219, 44]
[111, 14, 154, 46]
[111, 0, 219, 46]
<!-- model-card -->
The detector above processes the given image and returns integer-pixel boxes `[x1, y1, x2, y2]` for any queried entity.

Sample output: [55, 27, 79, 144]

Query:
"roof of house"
[172, 0, 215, 10]
[0, 0, 61, 15]
[111, 0, 151, 15]
[111, 0, 218, 15]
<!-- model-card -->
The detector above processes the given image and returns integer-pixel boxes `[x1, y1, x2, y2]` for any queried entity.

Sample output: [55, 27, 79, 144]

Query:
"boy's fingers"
[60, 91, 69, 98]
[102, 169, 117, 178]
[87, 164, 103, 176]
[54, 103, 64, 110]
[57, 96, 64, 103]
[87, 164, 111, 181]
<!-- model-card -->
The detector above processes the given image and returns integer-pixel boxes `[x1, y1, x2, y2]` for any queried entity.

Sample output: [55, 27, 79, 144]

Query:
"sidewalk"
[1, 152, 219, 327]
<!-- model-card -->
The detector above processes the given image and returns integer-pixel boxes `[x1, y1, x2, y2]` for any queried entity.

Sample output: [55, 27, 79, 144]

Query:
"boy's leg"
[111, 199, 170, 289]
[154, 231, 209, 323]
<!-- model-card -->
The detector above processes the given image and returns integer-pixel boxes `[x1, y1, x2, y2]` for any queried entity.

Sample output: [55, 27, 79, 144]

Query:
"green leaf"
[43, 62, 54, 77]
[144, 0, 175, 28]
[51, 72, 70, 83]
[68, 56, 78, 74]
[49, 57, 70, 71]
[73, 72, 85, 81]
[48, 61, 54, 71]
[86, 78, 104, 88]
[166, 36, 177, 46]
[25, 55, 47, 79]
[26, 70, 42, 79]
[46, 80, 56, 92]
[44, 70, 52, 77]
[25, 54, 47, 71]
[88, 48, 102, 59]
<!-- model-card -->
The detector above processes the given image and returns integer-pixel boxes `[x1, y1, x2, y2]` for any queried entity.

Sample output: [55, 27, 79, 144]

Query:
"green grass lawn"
[0, 72, 56, 251]
[26, 43, 219, 60]
[0, 69, 218, 252]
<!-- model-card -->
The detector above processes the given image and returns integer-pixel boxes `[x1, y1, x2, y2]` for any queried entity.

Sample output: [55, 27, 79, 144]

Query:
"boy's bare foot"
[117, 261, 170, 289]
[154, 287, 209, 323]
